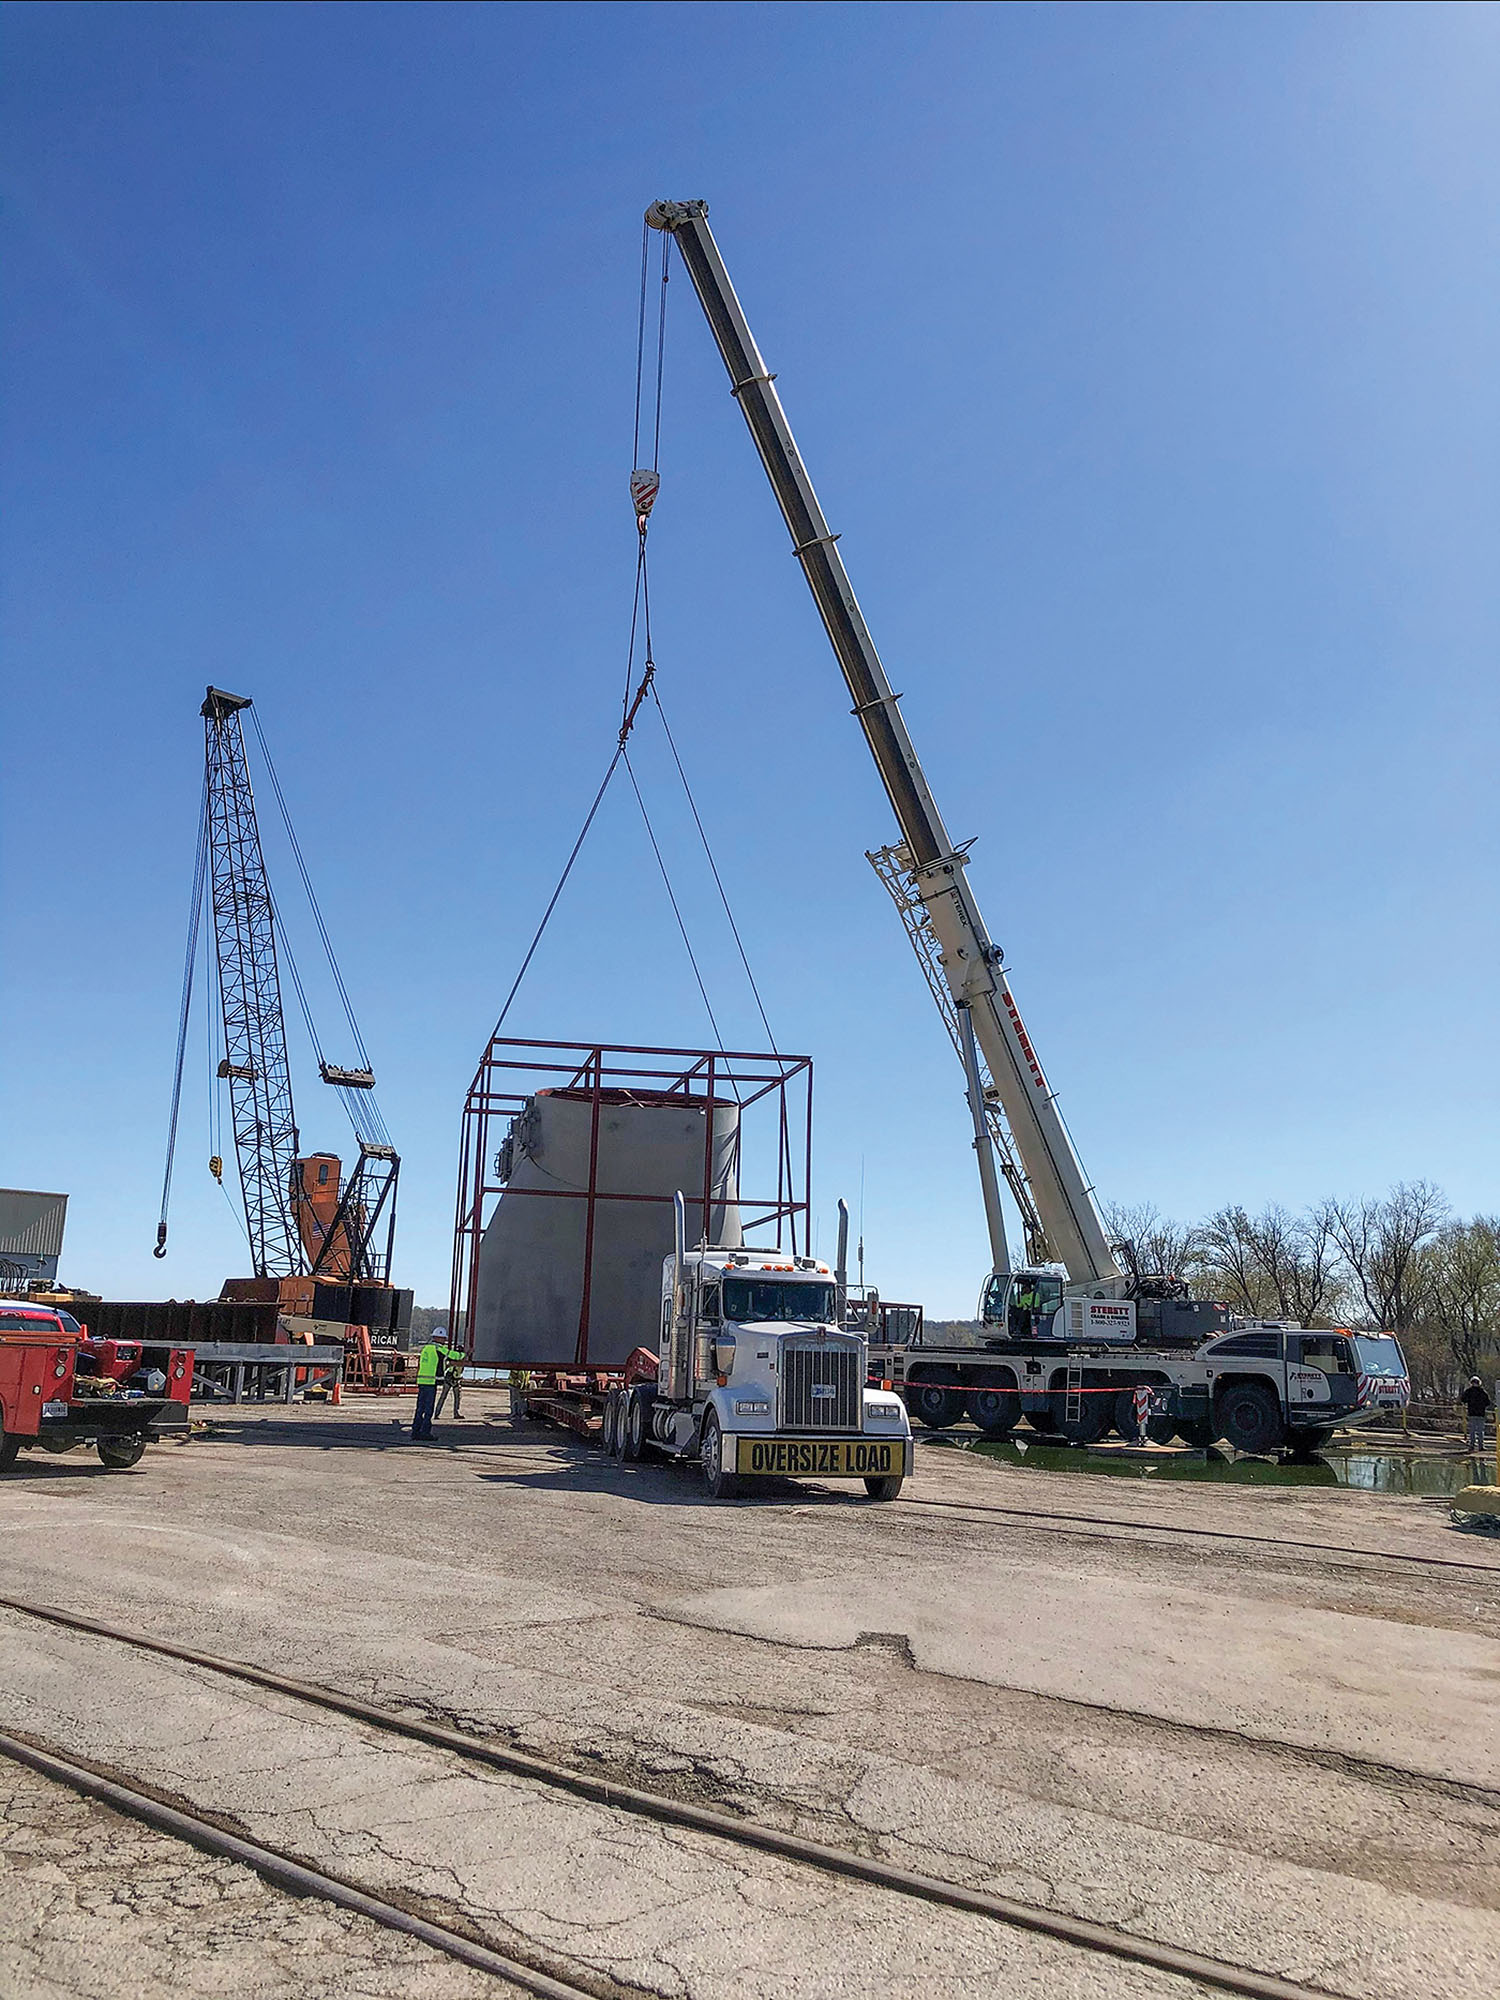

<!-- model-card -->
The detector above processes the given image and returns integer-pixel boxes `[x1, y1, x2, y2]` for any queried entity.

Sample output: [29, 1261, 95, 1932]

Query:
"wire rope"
[649, 687, 778, 1054]
[154, 770, 211, 1255]
[622, 747, 733, 1072]
[247, 709, 373, 1073]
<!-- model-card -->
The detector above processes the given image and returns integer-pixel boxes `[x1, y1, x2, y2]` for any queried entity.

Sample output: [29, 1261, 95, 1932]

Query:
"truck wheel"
[967, 1388, 1019, 1436]
[0, 1428, 18, 1472]
[602, 1391, 621, 1456]
[97, 1435, 146, 1471]
[864, 1474, 904, 1500]
[1113, 1391, 1174, 1444]
[1176, 1419, 1218, 1449]
[1217, 1383, 1286, 1456]
[907, 1385, 964, 1429]
[1051, 1393, 1109, 1445]
[700, 1414, 740, 1500]
[625, 1390, 654, 1462]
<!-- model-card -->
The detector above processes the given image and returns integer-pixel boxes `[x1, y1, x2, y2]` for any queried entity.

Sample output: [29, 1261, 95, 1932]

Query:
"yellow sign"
[734, 1435, 909, 1479]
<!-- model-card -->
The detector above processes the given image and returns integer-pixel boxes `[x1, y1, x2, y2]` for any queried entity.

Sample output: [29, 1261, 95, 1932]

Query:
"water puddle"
[936, 1434, 1479, 1496]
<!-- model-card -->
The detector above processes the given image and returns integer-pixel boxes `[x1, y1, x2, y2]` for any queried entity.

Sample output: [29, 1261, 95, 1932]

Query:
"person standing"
[433, 1331, 466, 1421]
[411, 1337, 443, 1442]
[1461, 1376, 1493, 1456]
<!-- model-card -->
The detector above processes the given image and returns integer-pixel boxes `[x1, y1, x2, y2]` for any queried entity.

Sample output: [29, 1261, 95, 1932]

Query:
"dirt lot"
[1, 1392, 1497, 1998]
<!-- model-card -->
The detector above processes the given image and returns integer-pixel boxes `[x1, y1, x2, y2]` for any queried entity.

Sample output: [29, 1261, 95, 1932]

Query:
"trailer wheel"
[907, 1385, 965, 1429]
[966, 1388, 1019, 1436]
[1216, 1382, 1286, 1456]
[863, 1474, 904, 1501]
[700, 1414, 740, 1500]
[96, 1435, 146, 1471]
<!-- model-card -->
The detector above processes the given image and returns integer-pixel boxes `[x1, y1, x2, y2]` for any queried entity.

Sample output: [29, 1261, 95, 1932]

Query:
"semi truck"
[646, 198, 1410, 1456]
[0, 1300, 192, 1470]
[587, 1200, 913, 1499]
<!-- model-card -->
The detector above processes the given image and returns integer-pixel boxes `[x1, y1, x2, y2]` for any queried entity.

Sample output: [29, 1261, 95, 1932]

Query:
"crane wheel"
[907, 1385, 965, 1429]
[1216, 1382, 1287, 1456]
[967, 1388, 1019, 1436]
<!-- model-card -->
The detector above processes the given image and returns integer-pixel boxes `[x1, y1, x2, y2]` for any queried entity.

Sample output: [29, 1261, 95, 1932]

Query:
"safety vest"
[416, 1344, 442, 1386]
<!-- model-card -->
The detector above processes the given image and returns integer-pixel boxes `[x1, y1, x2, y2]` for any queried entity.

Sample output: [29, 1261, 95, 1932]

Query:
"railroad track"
[0, 1590, 1351, 2000]
[897, 1486, 1500, 1575]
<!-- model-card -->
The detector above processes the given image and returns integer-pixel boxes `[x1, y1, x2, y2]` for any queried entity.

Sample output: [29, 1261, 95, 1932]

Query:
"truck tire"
[1216, 1382, 1286, 1456]
[700, 1413, 740, 1500]
[1050, 1392, 1109, 1445]
[1113, 1390, 1174, 1444]
[622, 1390, 646, 1461]
[1175, 1419, 1218, 1449]
[907, 1385, 965, 1429]
[601, 1391, 620, 1456]
[0, 1427, 18, 1472]
[864, 1474, 904, 1500]
[97, 1435, 146, 1471]
[967, 1387, 1019, 1436]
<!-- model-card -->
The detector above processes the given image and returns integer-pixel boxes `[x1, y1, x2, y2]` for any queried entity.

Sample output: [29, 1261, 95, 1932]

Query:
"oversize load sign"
[734, 1436, 909, 1478]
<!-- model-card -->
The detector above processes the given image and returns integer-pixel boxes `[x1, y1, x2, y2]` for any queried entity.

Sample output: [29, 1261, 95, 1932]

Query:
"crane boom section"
[202, 687, 304, 1278]
[647, 201, 1121, 1286]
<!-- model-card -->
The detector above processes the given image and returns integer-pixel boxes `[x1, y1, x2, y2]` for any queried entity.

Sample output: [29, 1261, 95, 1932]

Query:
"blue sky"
[3, 1, 1497, 1317]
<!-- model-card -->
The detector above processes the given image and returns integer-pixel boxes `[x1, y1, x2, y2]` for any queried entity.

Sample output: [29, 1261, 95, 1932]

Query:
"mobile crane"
[646, 201, 1410, 1453]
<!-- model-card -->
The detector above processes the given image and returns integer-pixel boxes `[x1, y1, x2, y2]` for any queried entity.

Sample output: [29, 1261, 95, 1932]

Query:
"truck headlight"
[733, 1400, 769, 1416]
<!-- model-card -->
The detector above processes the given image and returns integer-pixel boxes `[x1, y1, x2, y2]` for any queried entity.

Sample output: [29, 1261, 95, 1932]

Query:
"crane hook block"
[209, 1155, 224, 1184]
[153, 1222, 168, 1260]
[630, 468, 660, 531]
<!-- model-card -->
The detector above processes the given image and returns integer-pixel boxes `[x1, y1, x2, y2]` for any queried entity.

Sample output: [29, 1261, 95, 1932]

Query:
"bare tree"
[1323, 1181, 1447, 1331]
[1102, 1202, 1202, 1285]
[1198, 1203, 1345, 1323]
[1423, 1216, 1500, 1383]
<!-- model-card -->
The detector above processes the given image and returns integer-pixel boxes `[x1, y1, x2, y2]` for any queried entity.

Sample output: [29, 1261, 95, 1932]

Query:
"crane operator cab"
[979, 1266, 1066, 1343]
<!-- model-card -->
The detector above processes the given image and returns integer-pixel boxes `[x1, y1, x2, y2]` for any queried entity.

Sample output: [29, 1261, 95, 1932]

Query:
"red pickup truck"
[0, 1303, 192, 1470]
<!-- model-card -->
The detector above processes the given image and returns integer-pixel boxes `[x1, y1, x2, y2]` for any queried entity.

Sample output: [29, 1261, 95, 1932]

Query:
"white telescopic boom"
[647, 199, 1120, 1286]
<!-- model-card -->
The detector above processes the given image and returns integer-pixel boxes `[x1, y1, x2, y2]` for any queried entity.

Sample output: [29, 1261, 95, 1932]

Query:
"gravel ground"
[1, 1392, 1496, 1997]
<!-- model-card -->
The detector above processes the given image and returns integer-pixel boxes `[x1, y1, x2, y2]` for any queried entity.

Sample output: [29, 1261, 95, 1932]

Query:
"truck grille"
[780, 1340, 861, 1430]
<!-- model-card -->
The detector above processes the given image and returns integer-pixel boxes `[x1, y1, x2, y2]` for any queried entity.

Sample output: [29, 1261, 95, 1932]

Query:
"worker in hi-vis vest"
[411, 1336, 461, 1441]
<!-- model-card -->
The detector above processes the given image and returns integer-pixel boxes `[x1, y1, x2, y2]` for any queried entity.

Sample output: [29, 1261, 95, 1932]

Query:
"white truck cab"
[603, 1230, 912, 1500]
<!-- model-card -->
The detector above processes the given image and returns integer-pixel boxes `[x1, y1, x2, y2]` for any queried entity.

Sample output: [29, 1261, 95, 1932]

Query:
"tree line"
[1106, 1182, 1498, 1397]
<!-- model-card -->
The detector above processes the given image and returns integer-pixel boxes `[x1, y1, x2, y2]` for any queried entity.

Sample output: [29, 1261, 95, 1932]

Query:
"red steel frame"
[449, 1038, 813, 1367]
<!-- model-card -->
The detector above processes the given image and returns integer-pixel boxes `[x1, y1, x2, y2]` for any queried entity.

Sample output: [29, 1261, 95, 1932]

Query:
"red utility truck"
[0, 1303, 192, 1470]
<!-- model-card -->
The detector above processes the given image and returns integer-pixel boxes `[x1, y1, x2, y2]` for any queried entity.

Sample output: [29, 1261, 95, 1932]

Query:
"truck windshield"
[722, 1279, 836, 1324]
[1352, 1335, 1406, 1377]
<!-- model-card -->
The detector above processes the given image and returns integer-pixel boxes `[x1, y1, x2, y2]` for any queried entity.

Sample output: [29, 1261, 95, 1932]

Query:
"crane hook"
[153, 1222, 168, 1260]
[630, 467, 659, 535]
